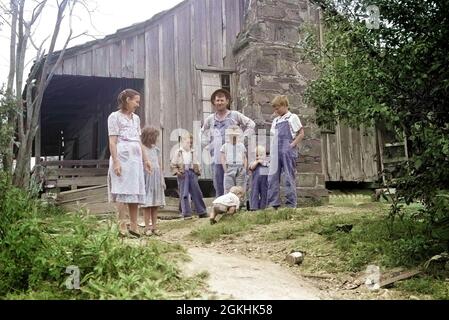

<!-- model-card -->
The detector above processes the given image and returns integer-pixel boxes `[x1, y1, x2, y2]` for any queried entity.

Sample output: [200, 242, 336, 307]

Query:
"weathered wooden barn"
[38, 0, 401, 202]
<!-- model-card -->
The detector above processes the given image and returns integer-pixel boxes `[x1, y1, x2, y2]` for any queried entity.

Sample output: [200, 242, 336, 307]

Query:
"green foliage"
[303, 0, 449, 246]
[191, 208, 297, 243]
[311, 212, 445, 271]
[0, 174, 204, 299]
[0, 89, 15, 170]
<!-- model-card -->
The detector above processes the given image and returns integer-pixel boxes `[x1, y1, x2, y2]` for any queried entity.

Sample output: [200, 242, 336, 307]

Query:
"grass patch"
[0, 175, 205, 300]
[190, 208, 318, 244]
[396, 276, 449, 299]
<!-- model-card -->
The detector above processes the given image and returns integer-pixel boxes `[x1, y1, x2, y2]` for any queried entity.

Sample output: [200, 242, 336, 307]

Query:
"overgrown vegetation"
[187, 195, 449, 299]
[0, 89, 15, 171]
[0, 173, 205, 299]
[190, 208, 297, 243]
[302, 0, 449, 248]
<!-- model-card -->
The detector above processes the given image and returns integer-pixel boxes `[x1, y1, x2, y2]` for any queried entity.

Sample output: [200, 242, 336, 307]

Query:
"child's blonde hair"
[229, 186, 244, 197]
[271, 95, 289, 107]
[255, 145, 266, 157]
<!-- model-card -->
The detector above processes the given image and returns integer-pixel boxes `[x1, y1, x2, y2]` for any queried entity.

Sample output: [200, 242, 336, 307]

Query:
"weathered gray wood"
[109, 41, 122, 77]
[57, 184, 108, 202]
[224, 0, 239, 68]
[121, 37, 135, 78]
[161, 15, 177, 177]
[176, 5, 194, 132]
[193, 0, 208, 66]
[54, 176, 107, 188]
[209, 0, 223, 67]
[76, 51, 92, 76]
[134, 34, 145, 79]
[361, 127, 379, 181]
[321, 133, 329, 181]
[93, 46, 110, 77]
[42, 160, 109, 167]
[338, 125, 353, 181]
[62, 57, 76, 75]
[46, 168, 108, 178]
[350, 127, 363, 181]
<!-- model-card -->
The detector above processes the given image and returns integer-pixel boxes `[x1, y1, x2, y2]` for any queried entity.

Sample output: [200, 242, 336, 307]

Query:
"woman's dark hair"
[117, 89, 141, 111]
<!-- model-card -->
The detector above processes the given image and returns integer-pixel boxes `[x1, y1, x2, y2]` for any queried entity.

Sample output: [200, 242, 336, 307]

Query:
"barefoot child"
[267, 95, 304, 208]
[140, 126, 166, 236]
[249, 145, 269, 211]
[221, 125, 247, 194]
[170, 132, 207, 220]
[209, 186, 244, 225]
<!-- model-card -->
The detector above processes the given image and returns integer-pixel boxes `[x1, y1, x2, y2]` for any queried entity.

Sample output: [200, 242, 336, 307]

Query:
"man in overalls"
[201, 89, 255, 197]
[267, 95, 305, 209]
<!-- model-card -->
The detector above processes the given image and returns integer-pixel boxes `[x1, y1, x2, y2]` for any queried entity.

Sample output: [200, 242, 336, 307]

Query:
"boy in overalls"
[267, 96, 305, 209]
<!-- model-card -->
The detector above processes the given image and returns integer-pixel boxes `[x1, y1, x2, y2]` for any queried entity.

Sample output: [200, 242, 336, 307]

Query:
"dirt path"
[184, 247, 321, 300]
[159, 221, 323, 300]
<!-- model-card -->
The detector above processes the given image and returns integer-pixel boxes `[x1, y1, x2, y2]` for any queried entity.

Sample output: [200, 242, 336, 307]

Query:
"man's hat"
[210, 88, 232, 103]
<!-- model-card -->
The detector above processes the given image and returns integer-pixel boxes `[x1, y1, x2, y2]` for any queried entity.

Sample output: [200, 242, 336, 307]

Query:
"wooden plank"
[161, 15, 177, 177]
[224, 0, 241, 68]
[175, 5, 194, 133]
[62, 201, 116, 215]
[380, 270, 422, 288]
[43, 160, 109, 168]
[46, 168, 108, 177]
[208, 0, 223, 67]
[350, 127, 363, 181]
[76, 51, 92, 76]
[361, 127, 379, 182]
[134, 34, 145, 79]
[55, 176, 108, 188]
[145, 26, 162, 128]
[193, 0, 208, 66]
[57, 185, 108, 202]
[54, 61, 64, 75]
[62, 57, 76, 75]
[109, 41, 122, 78]
[222, 0, 227, 64]
[93, 46, 110, 77]
[121, 37, 135, 78]
[327, 129, 341, 181]
[321, 133, 329, 181]
[338, 124, 353, 181]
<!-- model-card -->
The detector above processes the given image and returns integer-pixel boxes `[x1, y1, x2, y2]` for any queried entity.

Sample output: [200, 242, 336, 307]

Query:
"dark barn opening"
[41, 75, 144, 161]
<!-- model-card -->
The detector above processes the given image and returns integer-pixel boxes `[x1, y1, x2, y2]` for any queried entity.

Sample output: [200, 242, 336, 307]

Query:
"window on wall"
[201, 72, 233, 122]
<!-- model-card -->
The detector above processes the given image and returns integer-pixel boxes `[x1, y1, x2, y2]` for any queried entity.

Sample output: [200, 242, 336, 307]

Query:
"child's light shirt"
[270, 111, 303, 139]
[213, 192, 240, 208]
[220, 142, 246, 165]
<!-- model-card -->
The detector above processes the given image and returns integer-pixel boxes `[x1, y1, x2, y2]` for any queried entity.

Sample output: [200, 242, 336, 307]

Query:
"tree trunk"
[3, 0, 19, 174]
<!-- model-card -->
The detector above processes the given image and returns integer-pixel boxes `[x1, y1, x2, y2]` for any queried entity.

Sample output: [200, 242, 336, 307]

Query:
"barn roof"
[50, 0, 188, 63]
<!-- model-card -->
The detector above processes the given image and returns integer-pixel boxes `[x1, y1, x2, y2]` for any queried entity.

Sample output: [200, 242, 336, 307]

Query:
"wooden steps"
[56, 185, 214, 217]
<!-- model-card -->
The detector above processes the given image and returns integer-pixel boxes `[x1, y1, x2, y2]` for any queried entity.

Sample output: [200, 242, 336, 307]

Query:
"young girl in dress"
[107, 89, 152, 237]
[140, 126, 166, 236]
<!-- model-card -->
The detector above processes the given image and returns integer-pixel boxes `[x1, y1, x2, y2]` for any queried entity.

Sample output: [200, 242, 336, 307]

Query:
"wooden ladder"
[377, 132, 409, 185]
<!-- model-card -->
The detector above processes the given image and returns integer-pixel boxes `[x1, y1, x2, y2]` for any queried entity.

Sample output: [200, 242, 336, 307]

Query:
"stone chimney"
[234, 0, 328, 204]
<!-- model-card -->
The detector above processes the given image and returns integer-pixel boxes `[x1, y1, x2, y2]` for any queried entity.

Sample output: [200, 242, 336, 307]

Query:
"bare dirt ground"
[155, 198, 419, 300]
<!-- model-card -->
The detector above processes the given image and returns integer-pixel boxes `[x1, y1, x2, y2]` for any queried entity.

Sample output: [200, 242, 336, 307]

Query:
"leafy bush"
[0, 174, 204, 299]
[303, 0, 449, 249]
